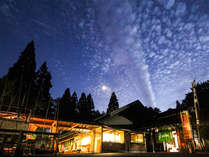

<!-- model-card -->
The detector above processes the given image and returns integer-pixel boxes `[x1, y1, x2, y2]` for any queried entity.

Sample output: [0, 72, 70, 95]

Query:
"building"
[0, 101, 147, 154]
[58, 100, 149, 153]
[0, 99, 198, 154]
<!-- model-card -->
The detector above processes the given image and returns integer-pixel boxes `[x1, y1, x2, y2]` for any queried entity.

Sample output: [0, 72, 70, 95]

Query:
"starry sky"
[0, 0, 209, 111]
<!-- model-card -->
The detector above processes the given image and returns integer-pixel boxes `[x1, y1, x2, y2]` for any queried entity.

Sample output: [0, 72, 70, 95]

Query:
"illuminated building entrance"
[58, 125, 102, 153]
[158, 130, 180, 152]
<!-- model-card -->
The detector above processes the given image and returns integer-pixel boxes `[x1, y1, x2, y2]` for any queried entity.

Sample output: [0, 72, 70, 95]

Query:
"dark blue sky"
[0, 0, 209, 111]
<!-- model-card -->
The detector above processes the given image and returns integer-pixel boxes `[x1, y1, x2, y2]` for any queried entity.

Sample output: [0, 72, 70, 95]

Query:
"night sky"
[0, 0, 209, 111]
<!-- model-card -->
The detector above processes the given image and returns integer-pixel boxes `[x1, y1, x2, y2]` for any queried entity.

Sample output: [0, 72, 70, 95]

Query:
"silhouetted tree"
[87, 94, 95, 113]
[0, 77, 4, 97]
[71, 91, 78, 119]
[59, 88, 71, 121]
[78, 92, 91, 120]
[2, 41, 36, 113]
[54, 97, 61, 120]
[0, 40, 103, 122]
[34, 62, 52, 117]
[0, 75, 10, 110]
[153, 107, 161, 113]
[107, 92, 119, 113]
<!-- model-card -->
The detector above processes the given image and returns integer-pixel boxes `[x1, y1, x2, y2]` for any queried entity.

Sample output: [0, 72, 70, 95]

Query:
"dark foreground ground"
[32, 152, 209, 157]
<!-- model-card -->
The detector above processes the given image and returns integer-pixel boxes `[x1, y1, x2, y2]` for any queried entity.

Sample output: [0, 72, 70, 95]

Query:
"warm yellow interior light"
[131, 133, 143, 143]
[81, 136, 90, 145]
[103, 132, 114, 142]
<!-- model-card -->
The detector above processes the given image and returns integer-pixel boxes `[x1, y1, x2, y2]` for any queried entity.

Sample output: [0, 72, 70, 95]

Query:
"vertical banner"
[180, 110, 193, 139]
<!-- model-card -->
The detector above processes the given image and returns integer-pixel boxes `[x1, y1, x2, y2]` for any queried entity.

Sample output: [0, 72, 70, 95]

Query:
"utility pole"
[192, 80, 202, 151]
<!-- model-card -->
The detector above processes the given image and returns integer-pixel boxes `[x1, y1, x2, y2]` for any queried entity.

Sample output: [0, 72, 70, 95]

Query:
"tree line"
[0, 41, 123, 122]
[56, 88, 102, 122]
[0, 41, 53, 118]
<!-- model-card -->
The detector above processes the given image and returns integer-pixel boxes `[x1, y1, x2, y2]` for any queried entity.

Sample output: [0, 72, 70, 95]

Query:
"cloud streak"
[86, 0, 157, 108]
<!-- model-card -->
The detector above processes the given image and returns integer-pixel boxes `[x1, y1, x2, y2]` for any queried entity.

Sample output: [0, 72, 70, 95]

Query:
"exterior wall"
[102, 131, 146, 153]
[130, 143, 146, 152]
[102, 142, 125, 152]
[101, 128, 126, 152]
[129, 132, 146, 152]
[57, 124, 147, 154]
[0, 118, 28, 130]
[124, 131, 131, 152]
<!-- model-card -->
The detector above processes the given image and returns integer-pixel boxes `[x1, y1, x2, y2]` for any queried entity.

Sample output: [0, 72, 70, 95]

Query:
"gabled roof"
[95, 100, 181, 131]
[95, 100, 149, 130]
[110, 100, 144, 116]
[95, 100, 144, 122]
[155, 108, 181, 126]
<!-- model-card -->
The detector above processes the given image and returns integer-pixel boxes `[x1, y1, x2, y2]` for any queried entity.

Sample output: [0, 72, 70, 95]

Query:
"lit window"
[131, 133, 143, 143]
[103, 133, 114, 142]
[115, 133, 120, 143]
[103, 130, 124, 143]
[81, 136, 91, 145]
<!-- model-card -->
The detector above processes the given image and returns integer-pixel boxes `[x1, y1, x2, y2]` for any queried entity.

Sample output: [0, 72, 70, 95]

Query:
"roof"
[155, 108, 181, 126]
[0, 111, 100, 131]
[110, 100, 144, 116]
[95, 100, 144, 122]
[95, 100, 154, 130]
[96, 100, 181, 131]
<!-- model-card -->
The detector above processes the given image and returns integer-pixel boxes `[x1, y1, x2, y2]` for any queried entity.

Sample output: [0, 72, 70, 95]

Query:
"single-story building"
[0, 100, 198, 154]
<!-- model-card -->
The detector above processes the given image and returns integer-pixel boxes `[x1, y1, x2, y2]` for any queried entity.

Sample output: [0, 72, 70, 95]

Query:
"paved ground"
[34, 152, 209, 157]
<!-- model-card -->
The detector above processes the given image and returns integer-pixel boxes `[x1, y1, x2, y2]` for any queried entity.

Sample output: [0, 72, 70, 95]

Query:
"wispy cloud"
[85, 0, 209, 111]
[85, 0, 156, 109]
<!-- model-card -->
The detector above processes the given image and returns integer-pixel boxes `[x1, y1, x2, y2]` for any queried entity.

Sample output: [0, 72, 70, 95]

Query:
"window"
[103, 129, 124, 143]
[131, 133, 143, 143]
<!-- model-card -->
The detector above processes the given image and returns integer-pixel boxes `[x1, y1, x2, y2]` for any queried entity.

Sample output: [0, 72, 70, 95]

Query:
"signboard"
[158, 131, 173, 143]
[26, 134, 37, 140]
[180, 110, 193, 139]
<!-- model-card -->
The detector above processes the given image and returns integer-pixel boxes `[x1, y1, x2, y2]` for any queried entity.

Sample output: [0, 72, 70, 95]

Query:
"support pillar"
[151, 128, 155, 153]
[14, 131, 23, 157]
[101, 126, 103, 153]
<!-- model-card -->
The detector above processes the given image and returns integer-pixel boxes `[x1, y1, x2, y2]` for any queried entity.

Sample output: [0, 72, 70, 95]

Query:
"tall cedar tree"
[6, 41, 36, 113]
[59, 88, 71, 121]
[78, 92, 90, 121]
[0, 76, 9, 108]
[87, 94, 95, 114]
[71, 91, 78, 119]
[107, 92, 119, 113]
[34, 62, 52, 117]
